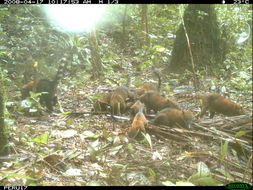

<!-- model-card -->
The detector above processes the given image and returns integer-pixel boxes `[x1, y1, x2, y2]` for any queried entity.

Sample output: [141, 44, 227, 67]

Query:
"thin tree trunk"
[0, 67, 9, 156]
[88, 29, 103, 79]
[140, 4, 150, 47]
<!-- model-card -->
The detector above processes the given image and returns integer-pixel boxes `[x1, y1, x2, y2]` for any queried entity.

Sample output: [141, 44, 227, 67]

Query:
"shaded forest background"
[0, 4, 252, 186]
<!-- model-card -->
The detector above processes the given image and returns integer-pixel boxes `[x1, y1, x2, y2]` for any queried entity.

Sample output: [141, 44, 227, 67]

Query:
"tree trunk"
[88, 29, 103, 79]
[0, 67, 9, 156]
[169, 5, 227, 74]
[139, 4, 150, 47]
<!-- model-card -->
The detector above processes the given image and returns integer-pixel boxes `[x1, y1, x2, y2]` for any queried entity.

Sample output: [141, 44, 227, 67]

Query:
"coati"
[181, 93, 245, 118]
[93, 93, 112, 112]
[109, 75, 137, 115]
[137, 68, 161, 96]
[139, 91, 180, 113]
[128, 103, 148, 138]
[109, 86, 132, 115]
[110, 92, 126, 115]
[129, 100, 146, 119]
[21, 58, 68, 111]
[152, 108, 193, 128]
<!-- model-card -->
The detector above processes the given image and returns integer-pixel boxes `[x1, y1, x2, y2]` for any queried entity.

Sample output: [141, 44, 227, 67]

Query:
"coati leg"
[39, 93, 53, 112]
[51, 95, 64, 113]
[199, 105, 207, 118]
[93, 101, 102, 112]
[209, 111, 215, 119]
[117, 102, 121, 115]
[111, 102, 120, 115]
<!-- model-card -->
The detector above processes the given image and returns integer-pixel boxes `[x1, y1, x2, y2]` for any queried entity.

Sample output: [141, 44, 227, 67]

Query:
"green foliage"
[162, 180, 195, 186]
[220, 140, 229, 160]
[20, 91, 44, 114]
[31, 133, 49, 144]
[142, 132, 153, 150]
[188, 162, 222, 186]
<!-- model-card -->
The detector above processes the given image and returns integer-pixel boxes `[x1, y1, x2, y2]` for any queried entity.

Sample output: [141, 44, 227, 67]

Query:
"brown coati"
[180, 93, 245, 118]
[21, 58, 68, 111]
[109, 75, 137, 115]
[137, 69, 161, 96]
[93, 93, 112, 112]
[129, 100, 146, 119]
[109, 86, 131, 115]
[128, 103, 148, 138]
[139, 91, 180, 113]
[152, 108, 193, 128]
[110, 92, 126, 115]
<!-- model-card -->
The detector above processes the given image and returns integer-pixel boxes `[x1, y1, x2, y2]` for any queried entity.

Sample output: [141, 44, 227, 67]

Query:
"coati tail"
[153, 69, 161, 92]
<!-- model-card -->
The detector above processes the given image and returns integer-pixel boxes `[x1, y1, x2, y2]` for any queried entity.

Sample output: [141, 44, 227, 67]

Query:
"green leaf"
[31, 133, 49, 144]
[197, 162, 210, 173]
[102, 129, 110, 139]
[162, 181, 176, 186]
[6, 101, 15, 107]
[142, 132, 152, 150]
[66, 118, 74, 125]
[4, 173, 37, 181]
[176, 181, 195, 186]
[239, 71, 250, 80]
[91, 93, 104, 100]
[109, 145, 123, 155]
[86, 181, 102, 186]
[21, 99, 32, 108]
[87, 144, 97, 162]
[189, 171, 209, 182]
[147, 167, 156, 181]
[235, 131, 246, 137]
[82, 131, 99, 139]
[126, 143, 134, 154]
[4, 118, 15, 126]
[189, 175, 221, 186]
[55, 112, 72, 116]
[152, 45, 166, 52]
[29, 108, 38, 113]
[30, 92, 42, 99]
[220, 140, 228, 160]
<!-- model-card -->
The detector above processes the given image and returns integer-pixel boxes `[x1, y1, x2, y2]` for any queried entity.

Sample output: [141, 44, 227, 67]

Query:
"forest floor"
[1, 72, 252, 186]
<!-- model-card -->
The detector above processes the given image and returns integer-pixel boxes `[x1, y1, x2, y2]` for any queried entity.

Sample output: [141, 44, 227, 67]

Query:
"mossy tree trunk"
[88, 29, 103, 79]
[169, 5, 227, 74]
[0, 67, 9, 156]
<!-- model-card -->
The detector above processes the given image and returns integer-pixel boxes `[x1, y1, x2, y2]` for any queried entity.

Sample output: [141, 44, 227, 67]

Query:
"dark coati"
[129, 100, 146, 119]
[128, 103, 148, 138]
[21, 58, 68, 111]
[139, 91, 180, 113]
[137, 69, 161, 96]
[180, 93, 245, 118]
[152, 108, 193, 128]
